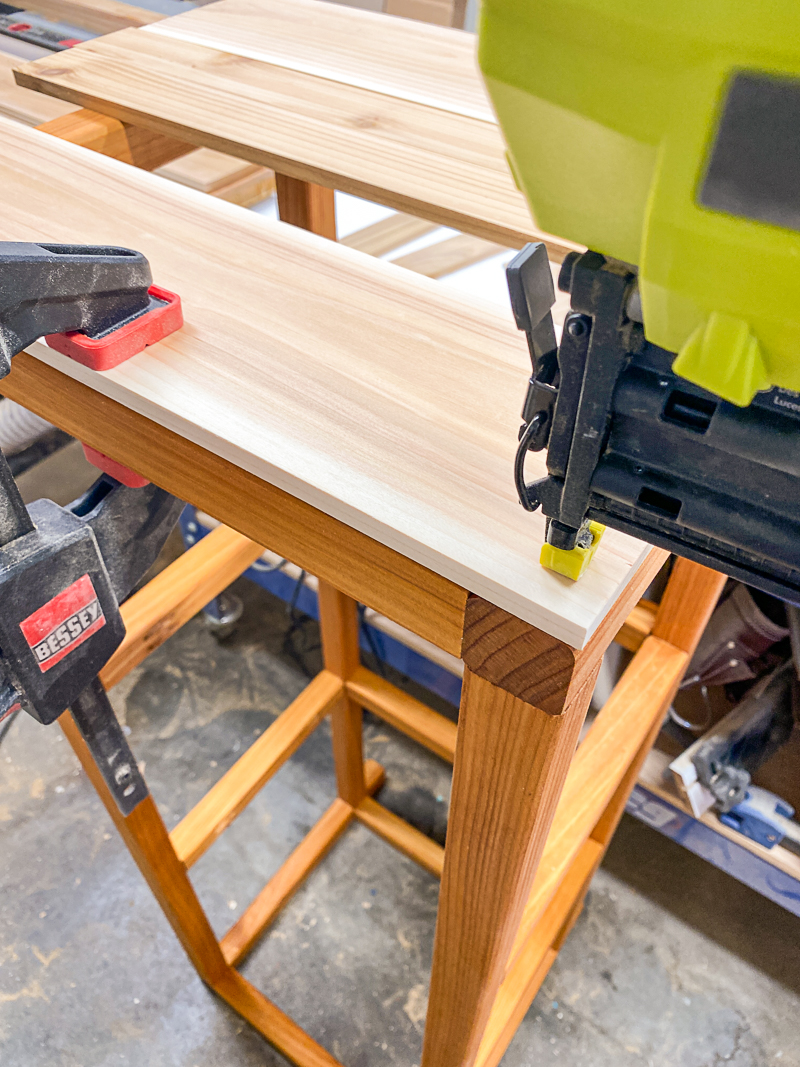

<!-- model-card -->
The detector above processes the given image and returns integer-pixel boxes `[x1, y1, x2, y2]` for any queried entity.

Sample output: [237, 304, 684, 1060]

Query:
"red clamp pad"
[82, 446, 150, 489]
[45, 284, 182, 372]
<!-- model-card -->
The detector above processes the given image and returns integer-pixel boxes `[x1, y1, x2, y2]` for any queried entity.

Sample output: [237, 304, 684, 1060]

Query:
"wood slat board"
[14, 0, 579, 252]
[0, 119, 648, 647]
[0, 50, 76, 126]
[143, 0, 493, 121]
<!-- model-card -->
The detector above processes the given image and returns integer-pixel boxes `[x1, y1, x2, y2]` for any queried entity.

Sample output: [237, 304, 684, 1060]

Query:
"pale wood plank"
[341, 212, 437, 257]
[221, 759, 385, 966]
[354, 795, 445, 877]
[391, 233, 508, 278]
[3, 352, 470, 657]
[143, 0, 493, 121]
[0, 51, 76, 126]
[346, 665, 456, 761]
[15, 25, 578, 252]
[101, 524, 263, 690]
[170, 670, 345, 867]
[0, 118, 648, 647]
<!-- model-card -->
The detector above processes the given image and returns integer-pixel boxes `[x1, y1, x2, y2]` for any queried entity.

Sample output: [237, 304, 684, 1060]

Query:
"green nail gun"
[480, 0, 800, 593]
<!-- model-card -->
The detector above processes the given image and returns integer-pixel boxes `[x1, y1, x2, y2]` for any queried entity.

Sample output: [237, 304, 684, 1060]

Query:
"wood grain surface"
[422, 662, 601, 1067]
[143, 0, 493, 121]
[14, 0, 580, 252]
[0, 52, 273, 205]
[0, 50, 76, 126]
[0, 118, 649, 646]
[341, 212, 437, 257]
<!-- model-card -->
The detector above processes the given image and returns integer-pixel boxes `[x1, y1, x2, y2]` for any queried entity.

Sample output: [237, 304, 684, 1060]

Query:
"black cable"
[514, 413, 544, 511]
[280, 571, 321, 677]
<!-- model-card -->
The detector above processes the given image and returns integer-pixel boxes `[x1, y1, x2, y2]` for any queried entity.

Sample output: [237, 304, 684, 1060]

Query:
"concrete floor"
[2, 448, 800, 1066]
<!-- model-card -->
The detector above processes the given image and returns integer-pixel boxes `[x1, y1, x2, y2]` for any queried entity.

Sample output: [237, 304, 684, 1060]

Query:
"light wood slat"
[341, 213, 438, 257]
[475, 841, 603, 1067]
[354, 796, 444, 877]
[0, 51, 76, 126]
[391, 233, 509, 278]
[614, 597, 658, 653]
[15, 27, 578, 254]
[170, 671, 345, 867]
[3, 353, 470, 659]
[0, 68, 272, 206]
[221, 758, 386, 967]
[21, 0, 162, 33]
[101, 524, 263, 690]
[505, 636, 688, 972]
[0, 118, 649, 648]
[214, 968, 344, 1067]
[156, 146, 274, 201]
[209, 164, 275, 208]
[143, 0, 493, 121]
[346, 665, 456, 762]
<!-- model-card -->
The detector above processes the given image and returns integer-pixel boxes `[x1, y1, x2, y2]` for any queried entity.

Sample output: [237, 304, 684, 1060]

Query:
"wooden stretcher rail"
[354, 796, 445, 877]
[615, 598, 658, 652]
[346, 665, 457, 761]
[221, 758, 386, 967]
[170, 670, 345, 867]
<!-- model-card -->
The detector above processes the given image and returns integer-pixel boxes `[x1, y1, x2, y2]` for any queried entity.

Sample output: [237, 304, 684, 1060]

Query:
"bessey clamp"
[0, 241, 184, 813]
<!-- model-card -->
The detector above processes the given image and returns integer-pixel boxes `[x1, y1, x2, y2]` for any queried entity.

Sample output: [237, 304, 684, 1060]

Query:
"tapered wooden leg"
[421, 592, 605, 1067]
[275, 174, 337, 240]
[59, 710, 227, 985]
[317, 580, 366, 806]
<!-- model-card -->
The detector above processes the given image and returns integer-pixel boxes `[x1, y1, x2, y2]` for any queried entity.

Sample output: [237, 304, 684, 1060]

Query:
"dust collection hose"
[0, 399, 55, 455]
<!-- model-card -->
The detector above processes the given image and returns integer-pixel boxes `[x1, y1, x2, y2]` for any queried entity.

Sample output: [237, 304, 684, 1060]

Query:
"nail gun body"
[511, 245, 800, 601]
